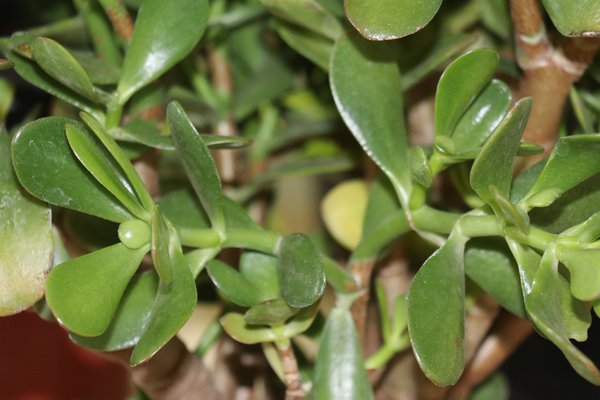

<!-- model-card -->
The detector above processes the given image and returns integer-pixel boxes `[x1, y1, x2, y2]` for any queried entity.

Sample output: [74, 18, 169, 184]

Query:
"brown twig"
[102, 336, 222, 400]
[510, 0, 600, 166]
[99, 0, 134, 43]
[276, 340, 306, 400]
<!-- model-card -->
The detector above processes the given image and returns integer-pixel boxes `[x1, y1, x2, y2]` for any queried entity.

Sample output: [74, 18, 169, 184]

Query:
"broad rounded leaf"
[541, 0, 600, 37]
[278, 233, 325, 308]
[46, 243, 147, 336]
[407, 228, 468, 386]
[321, 179, 368, 250]
[117, 0, 209, 104]
[12, 117, 134, 222]
[331, 33, 411, 207]
[0, 133, 53, 316]
[310, 308, 373, 400]
[558, 248, 600, 301]
[239, 252, 281, 301]
[435, 49, 499, 139]
[345, 0, 442, 41]
[207, 260, 262, 307]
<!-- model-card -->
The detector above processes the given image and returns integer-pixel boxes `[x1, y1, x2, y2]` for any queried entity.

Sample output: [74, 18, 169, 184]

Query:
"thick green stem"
[105, 102, 123, 129]
[178, 228, 222, 248]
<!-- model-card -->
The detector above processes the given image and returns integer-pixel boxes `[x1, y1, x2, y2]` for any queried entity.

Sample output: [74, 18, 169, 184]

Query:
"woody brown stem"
[348, 259, 376, 346]
[276, 340, 306, 400]
[510, 0, 600, 166]
[99, 0, 134, 43]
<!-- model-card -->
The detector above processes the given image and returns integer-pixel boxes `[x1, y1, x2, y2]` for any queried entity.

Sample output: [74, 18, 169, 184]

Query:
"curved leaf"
[244, 299, 299, 326]
[221, 312, 277, 344]
[331, 33, 411, 207]
[239, 252, 281, 301]
[278, 233, 325, 308]
[117, 0, 209, 103]
[310, 308, 373, 400]
[541, 0, 600, 37]
[0, 133, 53, 316]
[558, 247, 600, 301]
[45, 243, 147, 336]
[435, 49, 499, 140]
[407, 228, 468, 386]
[207, 260, 262, 307]
[261, 0, 342, 40]
[12, 117, 134, 222]
[167, 102, 225, 233]
[345, 0, 441, 41]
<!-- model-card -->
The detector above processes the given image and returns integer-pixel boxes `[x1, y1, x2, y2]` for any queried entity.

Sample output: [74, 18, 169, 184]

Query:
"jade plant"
[2, 0, 600, 399]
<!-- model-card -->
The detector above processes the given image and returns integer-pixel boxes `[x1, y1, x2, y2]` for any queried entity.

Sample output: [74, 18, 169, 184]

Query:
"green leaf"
[470, 373, 509, 400]
[541, 0, 600, 37]
[0, 78, 15, 122]
[0, 133, 53, 316]
[558, 247, 600, 301]
[570, 87, 595, 133]
[221, 312, 277, 344]
[46, 243, 147, 336]
[70, 271, 159, 351]
[278, 233, 325, 308]
[31, 37, 106, 103]
[452, 80, 512, 153]
[470, 98, 532, 203]
[12, 117, 134, 222]
[507, 240, 600, 384]
[130, 208, 197, 365]
[407, 228, 468, 386]
[521, 135, 600, 209]
[207, 260, 262, 307]
[65, 124, 148, 220]
[6, 51, 103, 116]
[274, 20, 333, 71]
[239, 252, 281, 301]
[321, 180, 368, 250]
[117, 0, 209, 104]
[244, 299, 299, 326]
[435, 49, 499, 139]
[70, 50, 121, 85]
[491, 187, 530, 233]
[345, 0, 441, 40]
[331, 33, 412, 208]
[464, 238, 525, 317]
[167, 101, 225, 233]
[261, 0, 342, 40]
[0, 59, 14, 70]
[310, 308, 373, 400]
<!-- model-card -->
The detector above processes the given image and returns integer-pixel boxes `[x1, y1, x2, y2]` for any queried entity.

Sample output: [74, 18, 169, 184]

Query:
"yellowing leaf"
[321, 180, 367, 250]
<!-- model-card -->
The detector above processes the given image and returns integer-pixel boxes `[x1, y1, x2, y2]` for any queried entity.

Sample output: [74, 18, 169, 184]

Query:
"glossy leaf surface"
[541, 0, 600, 37]
[345, 0, 441, 41]
[558, 248, 600, 301]
[310, 308, 373, 400]
[522, 135, 600, 208]
[130, 208, 197, 365]
[46, 243, 147, 336]
[71, 271, 159, 351]
[207, 260, 262, 307]
[167, 102, 225, 233]
[117, 0, 209, 103]
[331, 33, 411, 207]
[239, 252, 281, 301]
[278, 233, 325, 308]
[507, 240, 600, 384]
[31, 37, 103, 103]
[470, 98, 532, 204]
[435, 50, 499, 139]
[12, 117, 133, 222]
[407, 228, 468, 386]
[0, 133, 52, 316]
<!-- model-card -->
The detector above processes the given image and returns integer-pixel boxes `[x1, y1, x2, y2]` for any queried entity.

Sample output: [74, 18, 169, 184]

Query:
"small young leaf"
[0, 133, 53, 316]
[321, 180, 368, 250]
[470, 98, 532, 204]
[117, 0, 209, 104]
[207, 260, 262, 307]
[331, 33, 412, 208]
[558, 247, 600, 301]
[261, 0, 342, 40]
[31, 37, 106, 103]
[345, 0, 441, 41]
[541, 0, 600, 37]
[70, 271, 159, 351]
[167, 102, 225, 233]
[244, 299, 299, 326]
[310, 308, 373, 400]
[521, 135, 600, 209]
[278, 233, 325, 308]
[435, 50, 499, 139]
[45, 243, 147, 337]
[221, 312, 277, 344]
[130, 208, 197, 365]
[239, 252, 281, 301]
[65, 124, 148, 220]
[12, 117, 134, 222]
[407, 228, 468, 386]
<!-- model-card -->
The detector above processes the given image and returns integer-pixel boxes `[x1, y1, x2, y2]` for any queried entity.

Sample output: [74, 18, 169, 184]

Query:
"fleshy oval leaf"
[541, 0, 600, 37]
[207, 260, 262, 307]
